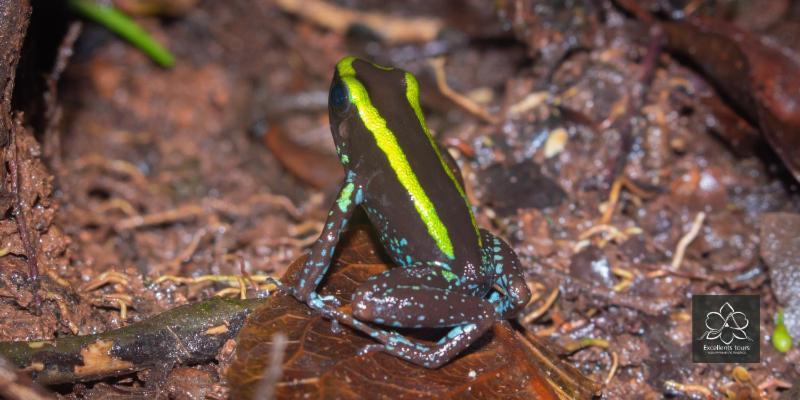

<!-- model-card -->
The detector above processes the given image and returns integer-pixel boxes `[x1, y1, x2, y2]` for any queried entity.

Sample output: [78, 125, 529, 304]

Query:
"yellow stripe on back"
[337, 57, 455, 259]
[404, 72, 481, 246]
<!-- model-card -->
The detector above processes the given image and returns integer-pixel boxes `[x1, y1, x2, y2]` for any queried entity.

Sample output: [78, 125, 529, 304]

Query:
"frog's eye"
[329, 80, 351, 115]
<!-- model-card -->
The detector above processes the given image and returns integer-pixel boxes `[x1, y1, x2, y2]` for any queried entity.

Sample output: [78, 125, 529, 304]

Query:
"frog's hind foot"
[377, 321, 493, 368]
[306, 292, 343, 318]
[480, 229, 532, 319]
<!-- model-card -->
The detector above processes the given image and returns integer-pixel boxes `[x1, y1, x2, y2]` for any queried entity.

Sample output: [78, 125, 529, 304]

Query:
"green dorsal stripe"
[404, 72, 481, 246]
[337, 57, 455, 259]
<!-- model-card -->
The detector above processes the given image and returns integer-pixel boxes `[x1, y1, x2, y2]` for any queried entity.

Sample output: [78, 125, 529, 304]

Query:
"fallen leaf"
[660, 16, 800, 181]
[229, 225, 597, 399]
[263, 125, 343, 190]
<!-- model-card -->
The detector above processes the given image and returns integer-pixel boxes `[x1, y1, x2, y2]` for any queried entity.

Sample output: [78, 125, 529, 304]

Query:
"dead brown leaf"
[229, 225, 586, 399]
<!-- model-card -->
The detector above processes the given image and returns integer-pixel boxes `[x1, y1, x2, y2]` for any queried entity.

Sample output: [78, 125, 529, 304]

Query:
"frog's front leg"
[347, 266, 496, 368]
[291, 174, 362, 303]
[480, 229, 531, 319]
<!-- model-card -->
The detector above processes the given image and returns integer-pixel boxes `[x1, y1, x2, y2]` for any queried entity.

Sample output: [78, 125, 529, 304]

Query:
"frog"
[288, 56, 531, 368]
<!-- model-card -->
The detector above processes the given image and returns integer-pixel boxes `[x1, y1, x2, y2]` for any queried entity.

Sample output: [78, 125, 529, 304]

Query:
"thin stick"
[9, 118, 39, 304]
[430, 58, 500, 124]
[115, 204, 204, 231]
[254, 333, 288, 400]
[521, 288, 559, 324]
[43, 21, 82, 172]
[605, 351, 619, 384]
[274, 0, 442, 44]
[664, 380, 713, 399]
[670, 212, 706, 270]
[0, 297, 264, 385]
[116, 192, 304, 231]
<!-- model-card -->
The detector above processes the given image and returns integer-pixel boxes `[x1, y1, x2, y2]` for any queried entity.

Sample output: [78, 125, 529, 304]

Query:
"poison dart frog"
[289, 56, 531, 368]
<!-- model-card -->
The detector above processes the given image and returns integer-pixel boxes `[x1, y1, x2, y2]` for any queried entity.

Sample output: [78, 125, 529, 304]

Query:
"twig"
[156, 273, 278, 299]
[43, 292, 79, 335]
[155, 229, 207, 275]
[0, 297, 264, 385]
[274, 0, 442, 44]
[80, 271, 129, 292]
[287, 220, 323, 237]
[115, 204, 204, 230]
[43, 22, 82, 173]
[605, 351, 618, 384]
[604, 26, 663, 186]
[155, 274, 276, 286]
[517, 330, 602, 399]
[562, 337, 619, 385]
[664, 380, 713, 399]
[757, 376, 792, 392]
[0, 355, 54, 400]
[116, 193, 304, 231]
[670, 212, 706, 270]
[74, 154, 150, 189]
[600, 176, 657, 225]
[254, 333, 288, 400]
[558, 319, 587, 334]
[429, 58, 500, 124]
[521, 288, 559, 324]
[611, 267, 635, 292]
[507, 91, 550, 116]
[208, 193, 303, 220]
[45, 270, 70, 288]
[96, 198, 138, 216]
[91, 294, 133, 320]
[563, 337, 610, 353]
[238, 257, 260, 294]
[263, 235, 319, 249]
[8, 117, 39, 304]
[214, 287, 244, 298]
[575, 224, 642, 250]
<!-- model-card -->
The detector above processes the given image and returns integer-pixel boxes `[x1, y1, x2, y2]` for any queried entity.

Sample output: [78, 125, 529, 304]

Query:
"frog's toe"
[358, 344, 386, 357]
[266, 277, 288, 292]
[317, 293, 341, 306]
[308, 292, 340, 307]
[330, 319, 343, 334]
[306, 293, 343, 319]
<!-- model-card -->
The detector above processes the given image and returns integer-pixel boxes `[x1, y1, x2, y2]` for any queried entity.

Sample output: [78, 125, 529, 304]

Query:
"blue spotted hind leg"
[480, 229, 531, 319]
[345, 266, 496, 368]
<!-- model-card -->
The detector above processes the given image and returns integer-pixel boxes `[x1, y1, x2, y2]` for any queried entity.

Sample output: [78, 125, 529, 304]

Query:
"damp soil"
[1, 0, 800, 398]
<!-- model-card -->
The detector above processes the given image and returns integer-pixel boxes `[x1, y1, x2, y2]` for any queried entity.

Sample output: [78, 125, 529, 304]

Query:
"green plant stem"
[68, 0, 175, 67]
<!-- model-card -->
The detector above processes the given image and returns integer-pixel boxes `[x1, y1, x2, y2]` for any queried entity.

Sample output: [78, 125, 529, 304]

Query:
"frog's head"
[329, 56, 421, 169]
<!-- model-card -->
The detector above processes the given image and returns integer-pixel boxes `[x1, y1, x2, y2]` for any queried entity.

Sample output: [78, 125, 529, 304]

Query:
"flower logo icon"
[698, 302, 751, 344]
